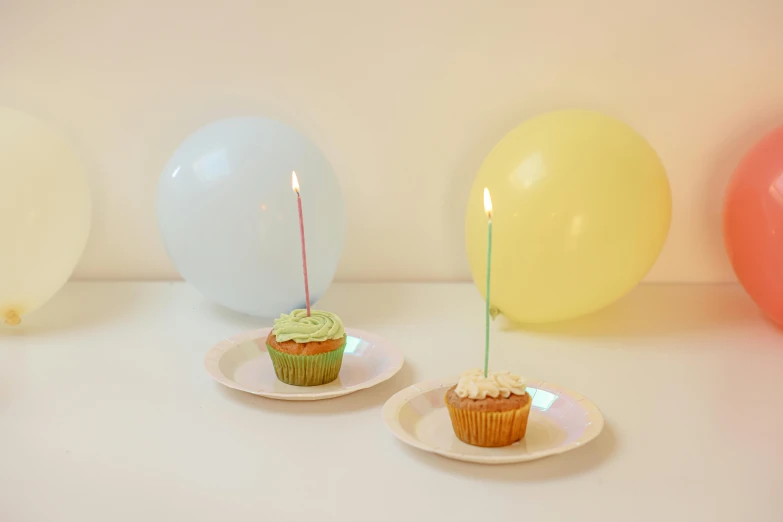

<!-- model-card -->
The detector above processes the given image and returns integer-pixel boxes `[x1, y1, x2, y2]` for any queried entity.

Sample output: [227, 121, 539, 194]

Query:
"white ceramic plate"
[382, 378, 603, 464]
[205, 327, 404, 401]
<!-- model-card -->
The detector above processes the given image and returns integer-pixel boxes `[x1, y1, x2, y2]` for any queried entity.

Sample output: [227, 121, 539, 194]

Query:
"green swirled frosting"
[272, 309, 345, 343]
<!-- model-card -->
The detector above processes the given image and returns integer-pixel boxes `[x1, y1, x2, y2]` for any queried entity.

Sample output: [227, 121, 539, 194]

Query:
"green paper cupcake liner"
[266, 342, 346, 387]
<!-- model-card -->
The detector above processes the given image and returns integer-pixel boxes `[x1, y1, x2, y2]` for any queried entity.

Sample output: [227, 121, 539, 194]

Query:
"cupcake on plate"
[266, 309, 346, 387]
[445, 369, 531, 447]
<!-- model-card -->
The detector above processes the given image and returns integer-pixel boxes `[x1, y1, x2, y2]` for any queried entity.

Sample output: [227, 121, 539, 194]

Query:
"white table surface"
[2, 282, 782, 521]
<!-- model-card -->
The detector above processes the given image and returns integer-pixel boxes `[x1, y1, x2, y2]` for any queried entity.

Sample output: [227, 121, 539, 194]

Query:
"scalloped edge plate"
[205, 327, 404, 401]
[382, 377, 603, 464]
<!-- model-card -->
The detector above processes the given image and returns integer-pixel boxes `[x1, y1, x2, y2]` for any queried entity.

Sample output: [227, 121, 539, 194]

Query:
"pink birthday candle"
[291, 171, 311, 316]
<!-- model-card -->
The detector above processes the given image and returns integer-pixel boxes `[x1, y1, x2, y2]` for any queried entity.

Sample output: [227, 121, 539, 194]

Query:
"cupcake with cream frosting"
[266, 309, 346, 386]
[445, 369, 531, 447]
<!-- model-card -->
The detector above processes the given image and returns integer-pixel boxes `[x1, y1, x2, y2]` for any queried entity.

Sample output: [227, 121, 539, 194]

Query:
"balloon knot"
[4, 310, 21, 326]
[489, 306, 501, 320]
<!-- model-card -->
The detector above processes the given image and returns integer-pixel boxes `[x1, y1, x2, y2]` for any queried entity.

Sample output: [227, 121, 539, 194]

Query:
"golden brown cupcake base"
[445, 386, 531, 447]
[266, 331, 346, 355]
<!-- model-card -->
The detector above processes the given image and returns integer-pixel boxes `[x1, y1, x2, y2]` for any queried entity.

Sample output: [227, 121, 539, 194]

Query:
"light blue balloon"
[157, 117, 345, 316]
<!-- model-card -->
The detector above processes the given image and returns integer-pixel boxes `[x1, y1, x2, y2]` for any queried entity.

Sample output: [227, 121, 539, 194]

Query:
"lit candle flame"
[292, 171, 300, 194]
[483, 187, 493, 218]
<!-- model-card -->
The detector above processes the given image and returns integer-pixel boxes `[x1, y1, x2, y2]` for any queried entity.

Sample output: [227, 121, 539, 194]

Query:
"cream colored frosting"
[454, 369, 527, 399]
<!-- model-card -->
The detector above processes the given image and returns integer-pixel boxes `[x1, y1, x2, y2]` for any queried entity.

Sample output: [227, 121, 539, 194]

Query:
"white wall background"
[3, 0, 783, 282]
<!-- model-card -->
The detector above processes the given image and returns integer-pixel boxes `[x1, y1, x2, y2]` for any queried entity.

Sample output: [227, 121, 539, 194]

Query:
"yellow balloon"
[466, 110, 671, 324]
[0, 108, 91, 326]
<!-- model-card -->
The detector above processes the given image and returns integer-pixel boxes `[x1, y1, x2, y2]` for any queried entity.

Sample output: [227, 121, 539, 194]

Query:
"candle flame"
[483, 187, 493, 218]
[291, 171, 300, 193]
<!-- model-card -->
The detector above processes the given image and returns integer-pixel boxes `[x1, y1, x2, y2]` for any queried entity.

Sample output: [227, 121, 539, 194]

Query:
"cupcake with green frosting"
[266, 309, 347, 386]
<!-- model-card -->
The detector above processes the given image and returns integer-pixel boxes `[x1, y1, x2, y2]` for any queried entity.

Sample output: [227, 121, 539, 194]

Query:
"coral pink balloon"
[724, 126, 783, 326]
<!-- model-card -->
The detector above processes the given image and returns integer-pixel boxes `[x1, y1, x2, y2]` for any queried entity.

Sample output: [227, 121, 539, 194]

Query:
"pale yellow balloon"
[0, 108, 91, 326]
[466, 110, 671, 324]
